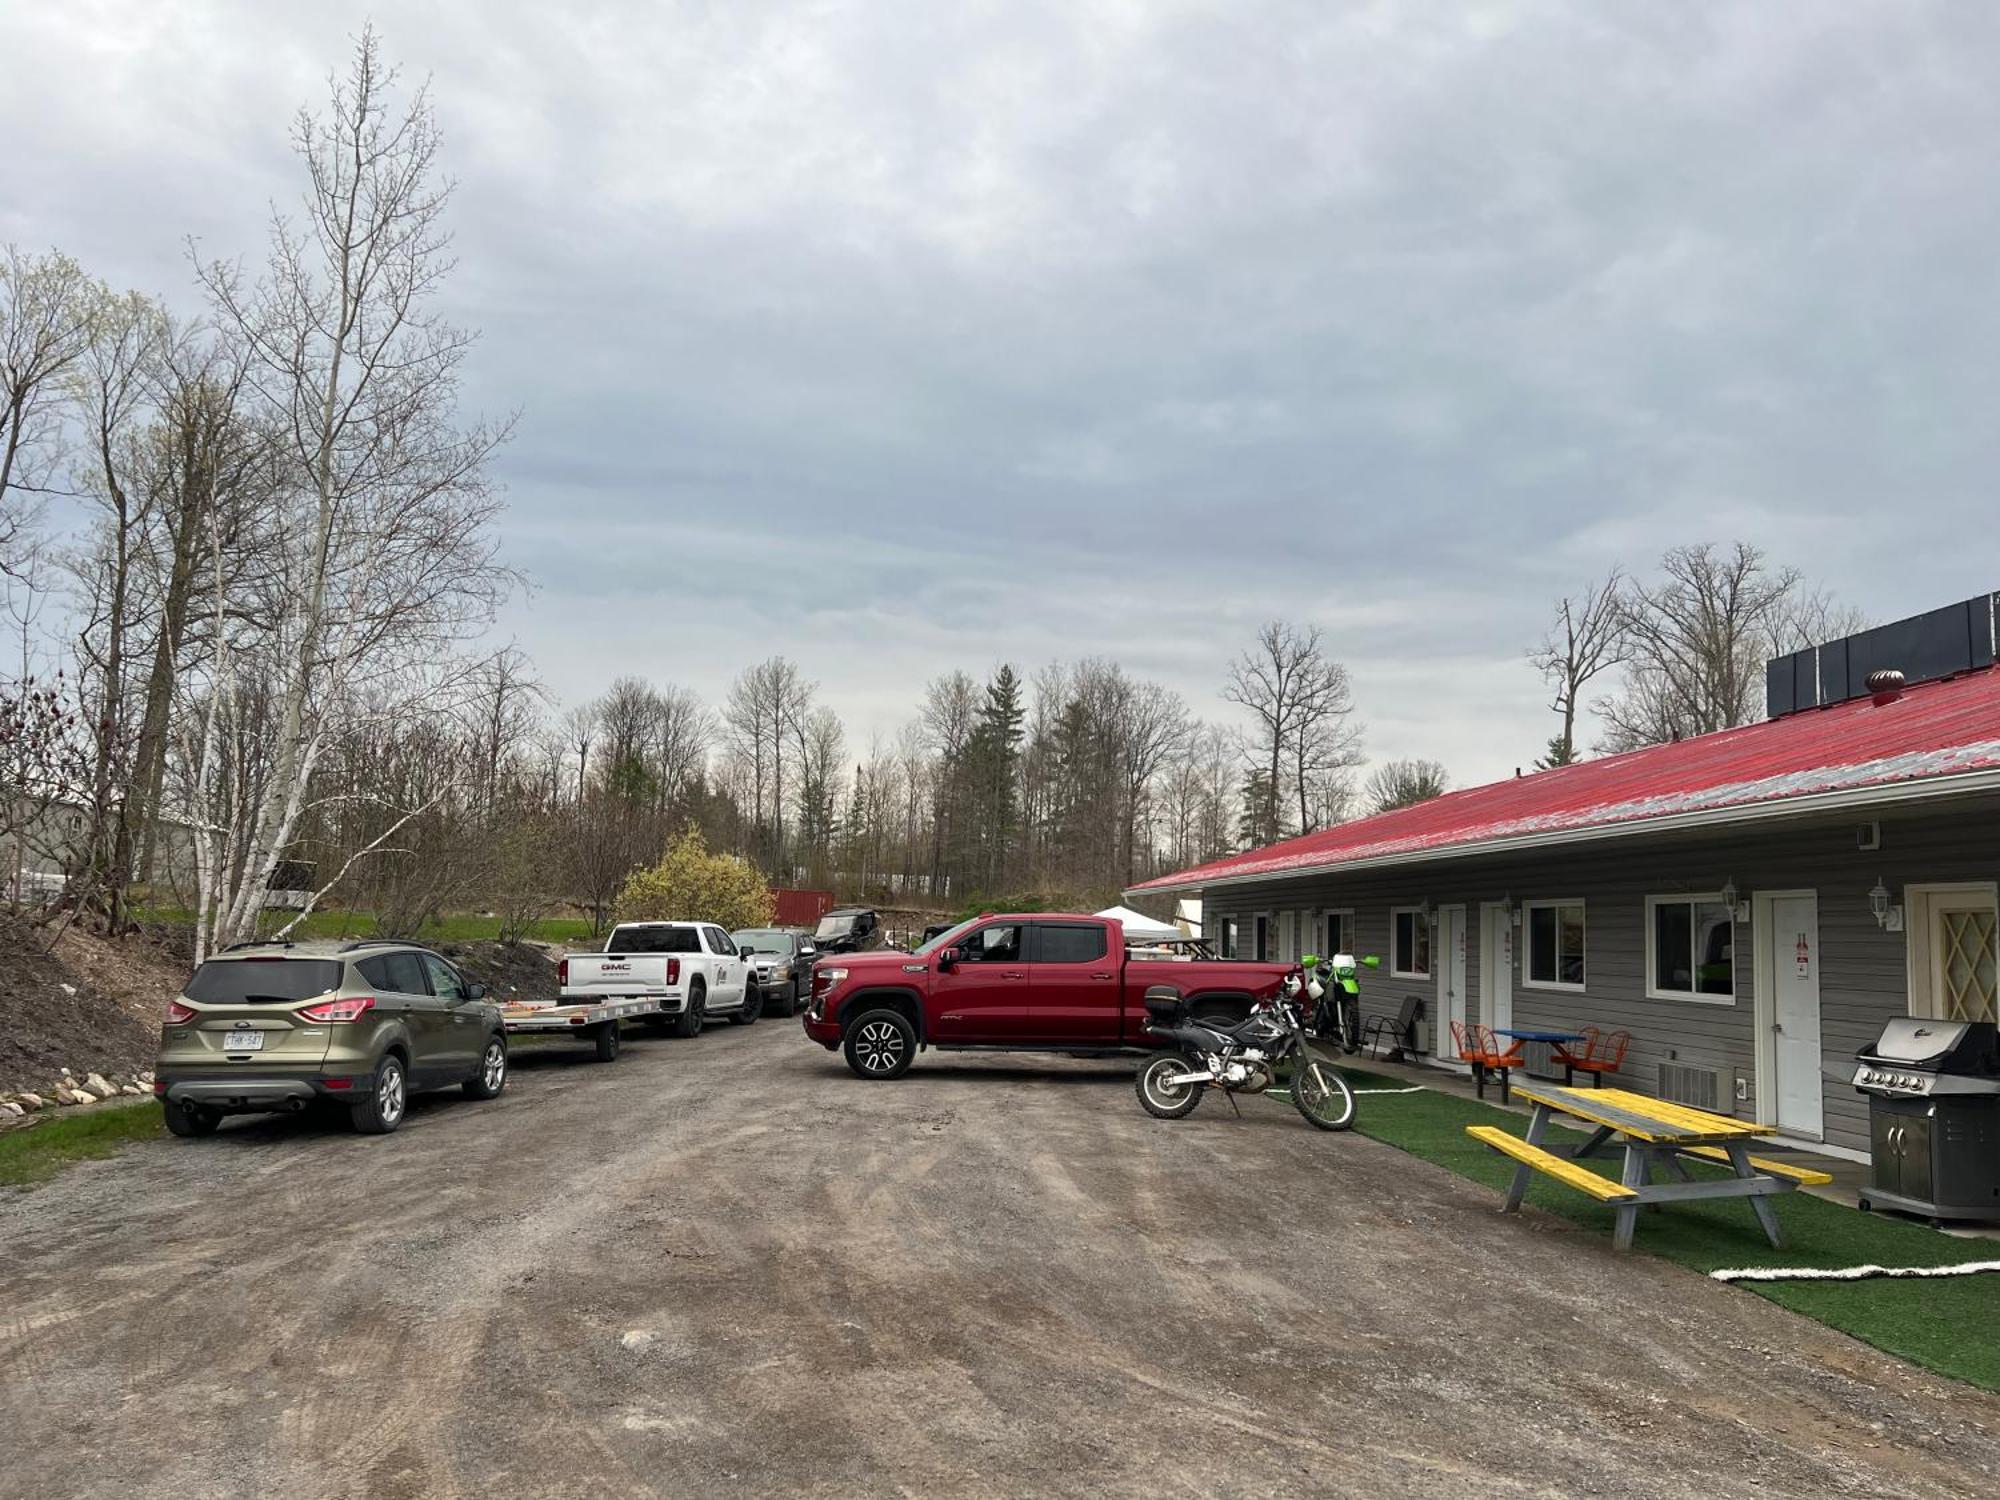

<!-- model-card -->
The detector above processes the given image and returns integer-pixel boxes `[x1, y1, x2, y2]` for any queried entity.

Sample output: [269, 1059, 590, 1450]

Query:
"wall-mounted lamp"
[1869, 877, 1903, 932]
[1719, 878, 1748, 922]
[1420, 900, 1437, 928]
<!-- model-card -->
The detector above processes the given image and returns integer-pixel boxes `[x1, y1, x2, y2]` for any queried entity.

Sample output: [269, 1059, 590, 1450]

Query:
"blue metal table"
[1494, 1028, 1587, 1086]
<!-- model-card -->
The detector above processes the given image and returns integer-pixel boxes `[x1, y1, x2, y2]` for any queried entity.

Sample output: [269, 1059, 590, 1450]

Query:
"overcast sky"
[5, 2, 1997, 787]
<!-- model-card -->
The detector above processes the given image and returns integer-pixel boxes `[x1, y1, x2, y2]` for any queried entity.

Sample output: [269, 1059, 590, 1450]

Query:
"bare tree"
[1529, 568, 1625, 769]
[1224, 622, 1361, 845]
[186, 28, 512, 957]
[1113, 677, 1190, 885]
[64, 287, 167, 924]
[1599, 543, 1813, 752]
[1364, 757, 1449, 813]
[2, 247, 100, 574]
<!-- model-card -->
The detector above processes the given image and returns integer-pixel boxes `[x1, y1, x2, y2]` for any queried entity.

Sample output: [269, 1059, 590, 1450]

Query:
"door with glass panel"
[1930, 894, 1998, 1024]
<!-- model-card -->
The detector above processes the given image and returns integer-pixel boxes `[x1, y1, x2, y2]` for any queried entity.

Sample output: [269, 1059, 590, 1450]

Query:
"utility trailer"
[499, 997, 658, 1062]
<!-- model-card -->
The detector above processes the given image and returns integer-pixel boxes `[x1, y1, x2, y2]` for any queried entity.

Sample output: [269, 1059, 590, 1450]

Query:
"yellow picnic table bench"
[1466, 1084, 1832, 1251]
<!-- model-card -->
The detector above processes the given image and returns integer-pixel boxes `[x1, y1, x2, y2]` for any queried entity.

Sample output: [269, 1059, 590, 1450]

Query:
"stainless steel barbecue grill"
[1852, 1017, 2000, 1224]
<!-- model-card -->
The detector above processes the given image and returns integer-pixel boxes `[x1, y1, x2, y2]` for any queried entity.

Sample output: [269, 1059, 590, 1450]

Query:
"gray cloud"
[5, 1, 1997, 784]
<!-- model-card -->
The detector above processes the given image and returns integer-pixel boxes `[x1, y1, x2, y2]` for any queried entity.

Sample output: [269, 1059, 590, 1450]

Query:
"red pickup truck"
[800, 912, 1295, 1078]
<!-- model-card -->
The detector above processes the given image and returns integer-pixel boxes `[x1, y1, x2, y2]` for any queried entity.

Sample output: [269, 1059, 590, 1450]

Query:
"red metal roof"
[1134, 666, 2000, 892]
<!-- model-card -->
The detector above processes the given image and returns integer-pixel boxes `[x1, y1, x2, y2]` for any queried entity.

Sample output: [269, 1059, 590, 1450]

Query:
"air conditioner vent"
[1657, 1060, 1734, 1115]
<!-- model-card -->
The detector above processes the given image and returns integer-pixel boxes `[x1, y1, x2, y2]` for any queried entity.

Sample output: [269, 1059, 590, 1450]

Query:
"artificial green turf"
[1331, 1065, 2000, 1393]
[0, 1100, 164, 1189]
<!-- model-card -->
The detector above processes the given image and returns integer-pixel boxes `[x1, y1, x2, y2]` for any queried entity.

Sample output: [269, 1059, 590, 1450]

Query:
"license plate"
[221, 1029, 265, 1051]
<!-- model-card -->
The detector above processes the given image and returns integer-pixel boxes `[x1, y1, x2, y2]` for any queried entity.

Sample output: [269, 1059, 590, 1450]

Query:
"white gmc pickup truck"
[559, 921, 760, 1036]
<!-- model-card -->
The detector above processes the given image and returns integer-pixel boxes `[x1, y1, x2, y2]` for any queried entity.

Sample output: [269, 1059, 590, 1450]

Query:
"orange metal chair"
[1551, 1025, 1600, 1084]
[1566, 1028, 1629, 1087]
[1455, 1022, 1526, 1103]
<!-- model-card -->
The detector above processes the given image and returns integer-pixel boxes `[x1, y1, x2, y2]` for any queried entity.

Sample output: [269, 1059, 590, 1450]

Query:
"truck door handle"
[1003, 969, 1026, 980]
[1090, 971, 1113, 980]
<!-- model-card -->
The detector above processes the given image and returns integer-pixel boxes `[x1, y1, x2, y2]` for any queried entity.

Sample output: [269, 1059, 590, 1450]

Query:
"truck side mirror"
[937, 947, 958, 971]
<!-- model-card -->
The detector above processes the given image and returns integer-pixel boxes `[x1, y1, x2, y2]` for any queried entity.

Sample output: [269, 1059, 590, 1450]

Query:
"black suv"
[155, 940, 508, 1136]
[812, 907, 883, 954]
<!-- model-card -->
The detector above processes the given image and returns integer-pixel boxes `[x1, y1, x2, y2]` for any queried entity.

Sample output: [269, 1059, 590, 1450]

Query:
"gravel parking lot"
[2, 1021, 1996, 1499]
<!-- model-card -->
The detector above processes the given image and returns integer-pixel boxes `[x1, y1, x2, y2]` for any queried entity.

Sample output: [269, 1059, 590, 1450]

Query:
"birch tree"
[186, 29, 510, 956]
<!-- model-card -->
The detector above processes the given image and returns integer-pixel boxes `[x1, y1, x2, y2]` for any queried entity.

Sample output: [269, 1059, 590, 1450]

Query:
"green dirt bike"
[1301, 952, 1379, 1055]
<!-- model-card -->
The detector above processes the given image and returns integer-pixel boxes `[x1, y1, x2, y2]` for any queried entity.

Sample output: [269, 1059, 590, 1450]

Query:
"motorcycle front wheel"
[1290, 1057, 1357, 1132]
[1136, 1054, 1205, 1120]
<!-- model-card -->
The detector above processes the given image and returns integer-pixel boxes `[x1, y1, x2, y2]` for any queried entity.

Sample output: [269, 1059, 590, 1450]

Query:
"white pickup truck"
[559, 921, 761, 1036]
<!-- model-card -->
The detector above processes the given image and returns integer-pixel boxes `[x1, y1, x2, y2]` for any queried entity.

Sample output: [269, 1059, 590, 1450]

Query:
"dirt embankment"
[0, 920, 188, 1093]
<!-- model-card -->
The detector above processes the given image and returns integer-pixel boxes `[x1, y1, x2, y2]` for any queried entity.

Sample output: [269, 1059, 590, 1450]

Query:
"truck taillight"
[667, 957, 680, 985]
[558, 958, 569, 986]
[165, 999, 196, 1024]
[298, 995, 376, 1024]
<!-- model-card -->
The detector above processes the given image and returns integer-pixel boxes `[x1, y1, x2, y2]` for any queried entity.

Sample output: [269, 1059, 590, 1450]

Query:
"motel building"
[1130, 594, 2000, 1164]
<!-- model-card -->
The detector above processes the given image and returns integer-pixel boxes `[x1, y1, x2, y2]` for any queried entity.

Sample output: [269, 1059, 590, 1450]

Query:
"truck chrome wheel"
[854, 1021, 904, 1072]
[842, 1009, 916, 1079]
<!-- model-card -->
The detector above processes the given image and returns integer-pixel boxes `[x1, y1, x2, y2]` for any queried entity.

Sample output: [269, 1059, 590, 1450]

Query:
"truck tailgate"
[563, 955, 673, 992]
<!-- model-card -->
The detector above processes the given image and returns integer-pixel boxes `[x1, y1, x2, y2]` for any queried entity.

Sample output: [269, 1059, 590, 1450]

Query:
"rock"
[0, 1102, 23, 1117]
[59, 982, 77, 996]
[14, 1094, 44, 1111]
[138, 1071, 155, 1084]
[120, 1084, 146, 1097]
[84, 1074, 119, 1100]
[56, 1088, 91, 1106]
[618, 1330, 659, 1352]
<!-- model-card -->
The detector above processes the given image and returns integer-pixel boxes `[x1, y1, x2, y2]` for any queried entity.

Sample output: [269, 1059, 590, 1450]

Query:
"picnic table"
[1466, 1084, 1832, 1251]
[1493, 1028, 1586, 1084]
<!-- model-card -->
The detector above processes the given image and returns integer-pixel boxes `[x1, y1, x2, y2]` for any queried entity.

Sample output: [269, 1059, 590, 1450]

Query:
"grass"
[1326, 1063, 2000, 1392]
[129, 906, 596, 946]
[0, 1099, 164, 1189]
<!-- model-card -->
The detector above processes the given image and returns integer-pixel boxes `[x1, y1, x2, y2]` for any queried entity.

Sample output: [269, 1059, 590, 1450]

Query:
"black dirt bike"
[1134, 978, 1357, 1131]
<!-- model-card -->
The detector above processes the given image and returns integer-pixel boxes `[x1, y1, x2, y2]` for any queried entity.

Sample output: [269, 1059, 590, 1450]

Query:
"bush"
[614, 829, 774, 932]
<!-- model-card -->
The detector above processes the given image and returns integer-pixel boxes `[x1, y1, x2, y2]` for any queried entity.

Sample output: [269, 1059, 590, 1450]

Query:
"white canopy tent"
[1094, 905, 1189, 946]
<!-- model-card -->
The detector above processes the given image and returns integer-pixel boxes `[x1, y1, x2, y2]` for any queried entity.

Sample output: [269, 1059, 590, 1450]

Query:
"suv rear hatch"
[164, 957, 347, 1066]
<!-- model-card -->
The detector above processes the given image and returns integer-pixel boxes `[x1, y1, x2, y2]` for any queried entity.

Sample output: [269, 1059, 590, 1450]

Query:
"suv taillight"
[165, 999, 196, 1024]
[558, 957, 569, 986]
[298, 995, 376, 1023]
[667, 957, 681, 985]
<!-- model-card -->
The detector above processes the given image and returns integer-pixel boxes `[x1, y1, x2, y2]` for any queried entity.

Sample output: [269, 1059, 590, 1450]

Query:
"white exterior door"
[1480, 903, 1513, 1035]
[1769, 893, 1823, 1138]
[1436, 906, 1468, 1067]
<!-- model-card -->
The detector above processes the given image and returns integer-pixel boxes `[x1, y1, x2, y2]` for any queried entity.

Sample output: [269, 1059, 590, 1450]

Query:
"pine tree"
[973, 665, 1026, 887]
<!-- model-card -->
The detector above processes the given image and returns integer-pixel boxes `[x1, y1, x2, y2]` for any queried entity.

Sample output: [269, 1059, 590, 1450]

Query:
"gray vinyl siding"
[1197, 797, 2000, 1157]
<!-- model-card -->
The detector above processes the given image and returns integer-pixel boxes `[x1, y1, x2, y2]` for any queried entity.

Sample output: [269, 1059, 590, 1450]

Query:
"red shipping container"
[772, 888, 836, 927]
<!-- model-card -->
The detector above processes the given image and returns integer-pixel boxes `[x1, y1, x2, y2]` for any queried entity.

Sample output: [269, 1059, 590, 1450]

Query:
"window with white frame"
[1523, 900, 1587, 990]
[1647, 894, 1735, 1002]
[1323, 910, 1354, 958]
[1391, 908, 1431, 977]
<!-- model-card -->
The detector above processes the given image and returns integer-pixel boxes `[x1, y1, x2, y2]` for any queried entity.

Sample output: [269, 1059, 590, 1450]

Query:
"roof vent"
[1867, 669, 1906, 706]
